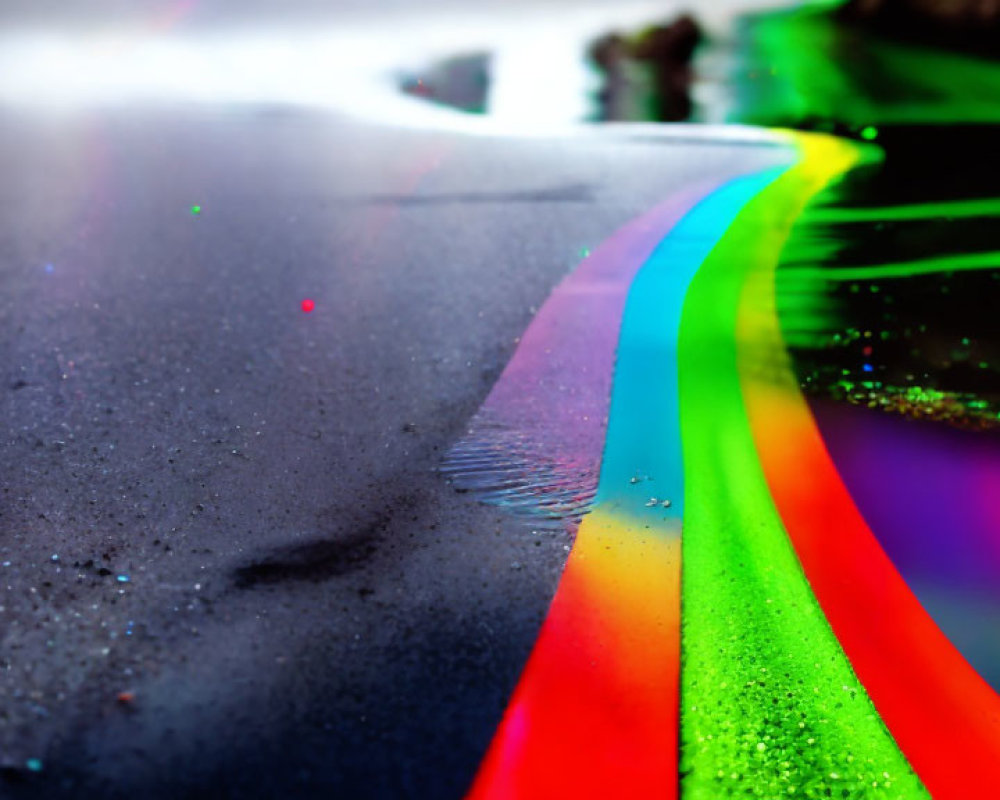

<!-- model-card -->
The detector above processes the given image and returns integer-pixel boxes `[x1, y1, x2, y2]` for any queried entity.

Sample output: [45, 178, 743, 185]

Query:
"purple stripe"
[811, 397, 1000, 688]
[812, 398, 1000, 588]
[480, 184, 720, 453]
[444, 181, 723, 527]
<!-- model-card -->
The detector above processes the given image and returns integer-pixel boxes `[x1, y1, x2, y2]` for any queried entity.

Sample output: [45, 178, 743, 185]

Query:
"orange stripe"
[466, 509, 680, 800]
[739, 136, 1000, 798]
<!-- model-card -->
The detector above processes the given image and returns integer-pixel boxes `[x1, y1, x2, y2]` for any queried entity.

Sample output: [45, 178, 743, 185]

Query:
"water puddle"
[778, 124, 1000, 430]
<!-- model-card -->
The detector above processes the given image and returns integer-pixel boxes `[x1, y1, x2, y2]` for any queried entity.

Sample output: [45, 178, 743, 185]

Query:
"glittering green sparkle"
[731, 5, 1000, 127]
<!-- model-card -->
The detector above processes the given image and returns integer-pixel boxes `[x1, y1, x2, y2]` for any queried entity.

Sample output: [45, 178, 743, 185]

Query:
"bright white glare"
[0, 0, 790, 138]
[488, 37, 597, 124]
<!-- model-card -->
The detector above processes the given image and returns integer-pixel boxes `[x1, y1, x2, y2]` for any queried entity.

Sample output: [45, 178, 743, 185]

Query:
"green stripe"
[677, 141, 927, 799]
[806, 197, 1000, 223]
[781, 250, 1000, 284]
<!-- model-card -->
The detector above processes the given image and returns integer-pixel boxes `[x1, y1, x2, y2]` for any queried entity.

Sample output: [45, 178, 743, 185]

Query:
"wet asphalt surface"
[0, 104, 790, 798]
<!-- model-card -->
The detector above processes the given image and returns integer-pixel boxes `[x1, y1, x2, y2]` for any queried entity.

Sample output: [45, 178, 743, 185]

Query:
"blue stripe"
[595, 167, 785, 517]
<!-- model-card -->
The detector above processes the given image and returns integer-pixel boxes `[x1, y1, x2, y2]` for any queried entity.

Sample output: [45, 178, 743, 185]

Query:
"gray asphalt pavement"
[0, 101, 790, 798]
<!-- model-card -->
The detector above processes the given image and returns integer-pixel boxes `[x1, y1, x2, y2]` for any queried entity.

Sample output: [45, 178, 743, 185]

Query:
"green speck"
[860, 125, 878, 140]
[190, 205, 202, 215]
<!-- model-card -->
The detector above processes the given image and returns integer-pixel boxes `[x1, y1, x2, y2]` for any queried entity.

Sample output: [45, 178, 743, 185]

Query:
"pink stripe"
[464, 183, 723, 489]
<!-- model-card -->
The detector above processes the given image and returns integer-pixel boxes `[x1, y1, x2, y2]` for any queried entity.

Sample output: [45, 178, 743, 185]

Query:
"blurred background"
[1, 1, 998, 798]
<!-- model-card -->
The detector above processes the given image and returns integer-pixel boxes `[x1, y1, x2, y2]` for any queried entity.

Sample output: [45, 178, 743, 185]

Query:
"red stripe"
[465, 513, 680, 800]
[745, 379, 1000, 797]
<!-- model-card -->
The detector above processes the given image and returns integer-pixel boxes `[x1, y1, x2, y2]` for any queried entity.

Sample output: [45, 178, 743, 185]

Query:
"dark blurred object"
[840, 0, 1000, 57]
[630, 15, 702, 64]
[589, 14, 703, 122]
[401, 53, 491, 113]
[590, 33, 631, 119]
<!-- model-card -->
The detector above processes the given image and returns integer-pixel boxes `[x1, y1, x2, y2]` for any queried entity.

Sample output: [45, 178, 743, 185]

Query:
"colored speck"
[579, 247, 591, 258]
[116, 574, 130, 583]
[190, 205, 202, 215]
[862, 364, 873, 372]
[44, 263, 54, 274]
[25, 758, 43, 772]
[301, 298, 315, 314]
[860, 126, 878, 141]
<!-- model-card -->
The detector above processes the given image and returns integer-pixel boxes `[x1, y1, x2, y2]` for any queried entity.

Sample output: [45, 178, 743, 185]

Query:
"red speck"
[862, 345, 873, 356]
[301, 299, 315, 314]
[117, 691, 135, 705]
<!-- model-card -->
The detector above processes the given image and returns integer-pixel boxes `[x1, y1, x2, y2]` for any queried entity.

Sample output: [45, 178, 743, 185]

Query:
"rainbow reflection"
[460, 131, 1000, 799]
